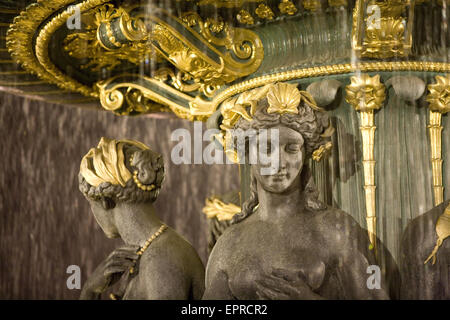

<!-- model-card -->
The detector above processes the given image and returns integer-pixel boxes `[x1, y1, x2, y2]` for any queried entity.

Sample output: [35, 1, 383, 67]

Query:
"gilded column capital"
[345, 74, 386, 112]
[427, 75, 450, 114]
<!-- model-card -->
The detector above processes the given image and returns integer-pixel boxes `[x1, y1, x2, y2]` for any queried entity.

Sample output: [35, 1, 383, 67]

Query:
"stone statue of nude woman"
[203, 82, 390, 299]
[78, 137, 204, 299]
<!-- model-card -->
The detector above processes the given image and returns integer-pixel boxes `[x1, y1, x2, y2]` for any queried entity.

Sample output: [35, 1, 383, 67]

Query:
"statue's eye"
[286, 143, 301, 153]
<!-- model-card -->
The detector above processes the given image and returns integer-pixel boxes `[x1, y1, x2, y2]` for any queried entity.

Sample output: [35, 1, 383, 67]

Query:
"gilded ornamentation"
[303, 0, 322, 11]
[98, 79, 173, 116]
[352, 0, 415, 59]
[63, 4, 152, 72]
[220, 84, 271, 130]
[346, 74, 386, 250]
[279, 0, 298, 15]
[237, 9, 255, 25]
[267, 82, 301, 114]
[203, 197, 242, 221]
[151, 24, 230, 94]
[255, 4, 274, 20]
[426, 75, 450, 206]
[154, 68, 202, 94]
[7, 0, 111, 97]
[80, 137, 150, 188]
[99, 84, 170, 116]
[312, 141, 333, 161]
[425, 205, 450, 265]
[345, 74, 385, 112]
[150, 11, 264, 93]
[427, 75, 450, 114]
[97, 74, 211, 121]
[210, 62, 450, 113]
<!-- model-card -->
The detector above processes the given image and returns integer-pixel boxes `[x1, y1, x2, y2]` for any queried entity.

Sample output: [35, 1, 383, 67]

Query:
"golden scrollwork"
[255, 4, 274, 20]
[97, 74, 210, 121]
[63, 4, 152, 72]
[98, 83, 170, 116]
[154, 68, 202, 94]
[346, 74, 386, 250]
[203, 197, 242, 221]
[150, 11, 264, 93]
[237, 9, 255, 25]
[279, 0, 298, 15]
[426, 75, 450, 206]
[352, 0, 415, 59]
[7, 0, 110, 97]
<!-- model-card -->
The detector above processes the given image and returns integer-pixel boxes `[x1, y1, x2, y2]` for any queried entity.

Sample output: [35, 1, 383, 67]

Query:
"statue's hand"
[255, 268, 323, 300]
[82, 245, 140, 295]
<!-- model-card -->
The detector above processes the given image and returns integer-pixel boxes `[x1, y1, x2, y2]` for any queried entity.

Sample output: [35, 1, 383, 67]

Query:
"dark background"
[0, 92, 239, 299]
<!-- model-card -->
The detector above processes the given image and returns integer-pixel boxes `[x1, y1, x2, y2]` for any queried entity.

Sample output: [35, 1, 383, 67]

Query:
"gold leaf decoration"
[427, 75, 450, 114]
[255, 4, 274, 20]
[279, 0, 298, 15]
[267, 82, 301, 114]
[63, 4, 152, 72]
[203, 197, 241, 221]
[345, 74, 386, 111]
[237, 9, 255, 25]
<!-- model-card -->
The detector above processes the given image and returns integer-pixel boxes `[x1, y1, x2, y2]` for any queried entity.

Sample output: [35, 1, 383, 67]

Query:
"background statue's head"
[78, 138, 164, 238]
[220, 82, 333, 223]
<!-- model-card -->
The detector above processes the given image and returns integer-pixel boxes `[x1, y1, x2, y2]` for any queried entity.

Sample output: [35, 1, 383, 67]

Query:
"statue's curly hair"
[78, 144, 165, 204]
[231, 96, 331, 224]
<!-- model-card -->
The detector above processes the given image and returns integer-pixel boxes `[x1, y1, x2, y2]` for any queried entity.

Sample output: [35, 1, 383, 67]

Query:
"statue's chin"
[262, 181, 292, 194]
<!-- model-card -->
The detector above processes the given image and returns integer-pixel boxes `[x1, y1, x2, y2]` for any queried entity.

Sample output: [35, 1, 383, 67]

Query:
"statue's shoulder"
[140, 227, 203, 273]
[212, 222, 243, 253]
[314, 206, 360, 230]
[313, 206, 369, 246]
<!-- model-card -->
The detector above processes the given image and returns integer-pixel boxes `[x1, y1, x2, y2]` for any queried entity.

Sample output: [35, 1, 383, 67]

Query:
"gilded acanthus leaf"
[345, 74, 386, 111]
[427, 75, 450, 114]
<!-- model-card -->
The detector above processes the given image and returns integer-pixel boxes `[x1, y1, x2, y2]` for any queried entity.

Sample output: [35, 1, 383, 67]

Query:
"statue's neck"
[256, 181, 306, 222]
[113, 202, 163, 247]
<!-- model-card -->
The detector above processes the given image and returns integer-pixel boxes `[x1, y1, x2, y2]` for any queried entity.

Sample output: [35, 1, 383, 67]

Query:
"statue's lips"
[272, 173, 287, 180]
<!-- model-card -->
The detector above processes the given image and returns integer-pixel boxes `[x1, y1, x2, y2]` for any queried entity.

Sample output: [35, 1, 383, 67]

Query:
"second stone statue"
[78, 137, 205, 300]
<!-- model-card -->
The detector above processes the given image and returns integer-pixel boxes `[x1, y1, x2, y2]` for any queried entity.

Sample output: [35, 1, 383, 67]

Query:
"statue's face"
[251, 125, 305, 194]
[88, 198, 119, 239]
